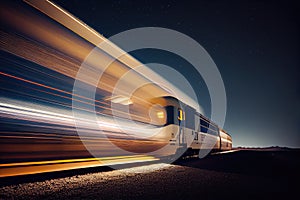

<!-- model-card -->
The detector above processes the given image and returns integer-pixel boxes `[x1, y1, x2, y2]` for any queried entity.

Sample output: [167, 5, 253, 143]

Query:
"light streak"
[0, 0, 183, 176]
[0, 155, 159, 177]
[211, 149, 239, 155]
[0, 98, 166, 139]
[0, 71, 153, 123]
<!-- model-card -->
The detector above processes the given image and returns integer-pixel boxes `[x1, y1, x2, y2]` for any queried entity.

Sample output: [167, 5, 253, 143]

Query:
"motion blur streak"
[0, 71, 151, 122]
[0, 0, 179, 177]
[0, 155, 158, 177]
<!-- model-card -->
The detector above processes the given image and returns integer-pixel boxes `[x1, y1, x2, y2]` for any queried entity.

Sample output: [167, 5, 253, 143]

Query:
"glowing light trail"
[0, 155, 159, 177]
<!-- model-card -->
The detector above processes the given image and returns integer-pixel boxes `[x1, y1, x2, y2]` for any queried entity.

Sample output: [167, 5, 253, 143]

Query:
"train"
[162, 96, 232, 155]
[131, 96, 233, 158]
[0, 0, 232, 177]
[101, 93, 233, 159]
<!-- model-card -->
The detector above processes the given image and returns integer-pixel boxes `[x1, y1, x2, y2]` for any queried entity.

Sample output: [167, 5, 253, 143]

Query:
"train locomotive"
[145, 96, 232, 158]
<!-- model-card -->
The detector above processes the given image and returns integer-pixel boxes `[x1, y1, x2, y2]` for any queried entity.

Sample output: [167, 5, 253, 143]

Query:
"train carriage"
[149, 96, 232, 157]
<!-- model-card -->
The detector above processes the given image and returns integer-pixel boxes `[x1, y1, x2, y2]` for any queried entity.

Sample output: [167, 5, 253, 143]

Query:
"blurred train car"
[0, 0, 231, 176]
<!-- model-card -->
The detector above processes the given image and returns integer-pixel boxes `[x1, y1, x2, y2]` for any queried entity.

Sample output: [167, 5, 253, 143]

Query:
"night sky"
[54, 0, 299, 148]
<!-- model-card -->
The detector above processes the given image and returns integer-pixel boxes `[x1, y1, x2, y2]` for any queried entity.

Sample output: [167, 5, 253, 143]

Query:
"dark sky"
[54, 0, 299, 147]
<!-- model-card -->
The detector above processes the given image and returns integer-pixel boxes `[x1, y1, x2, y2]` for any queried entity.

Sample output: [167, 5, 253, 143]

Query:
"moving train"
[98, 95, 232, 159]
[138, 96, 232, 158]
[0, 0, 232, 177]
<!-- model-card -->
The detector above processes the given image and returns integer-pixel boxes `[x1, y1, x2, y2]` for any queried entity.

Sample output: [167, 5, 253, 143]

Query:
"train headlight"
[156, 111, 164, 119]
[149, 104, 166, 125]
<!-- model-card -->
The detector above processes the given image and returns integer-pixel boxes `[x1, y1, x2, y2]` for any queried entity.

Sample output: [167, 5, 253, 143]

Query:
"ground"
[1, 149, 299, 199]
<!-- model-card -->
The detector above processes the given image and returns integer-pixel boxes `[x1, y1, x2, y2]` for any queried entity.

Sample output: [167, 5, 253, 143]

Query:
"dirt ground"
[1, 149, 299, 199]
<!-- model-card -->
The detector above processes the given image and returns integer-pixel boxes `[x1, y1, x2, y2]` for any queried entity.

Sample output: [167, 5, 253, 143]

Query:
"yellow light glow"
[0, 155, 159, 177]
[157, 111, 164, 119]
[106, 95, 133, 105]
[178, 109, 183, 121]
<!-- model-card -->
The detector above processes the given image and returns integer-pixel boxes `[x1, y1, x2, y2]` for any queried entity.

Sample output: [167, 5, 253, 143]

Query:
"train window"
[165, 106, 175, 125]
[178, 108, 184, 121]
[200, 119, 209, 127]
[211, 124, 218, 131]
[207, 129, 217, 136]
[201, 126, 208, 133]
